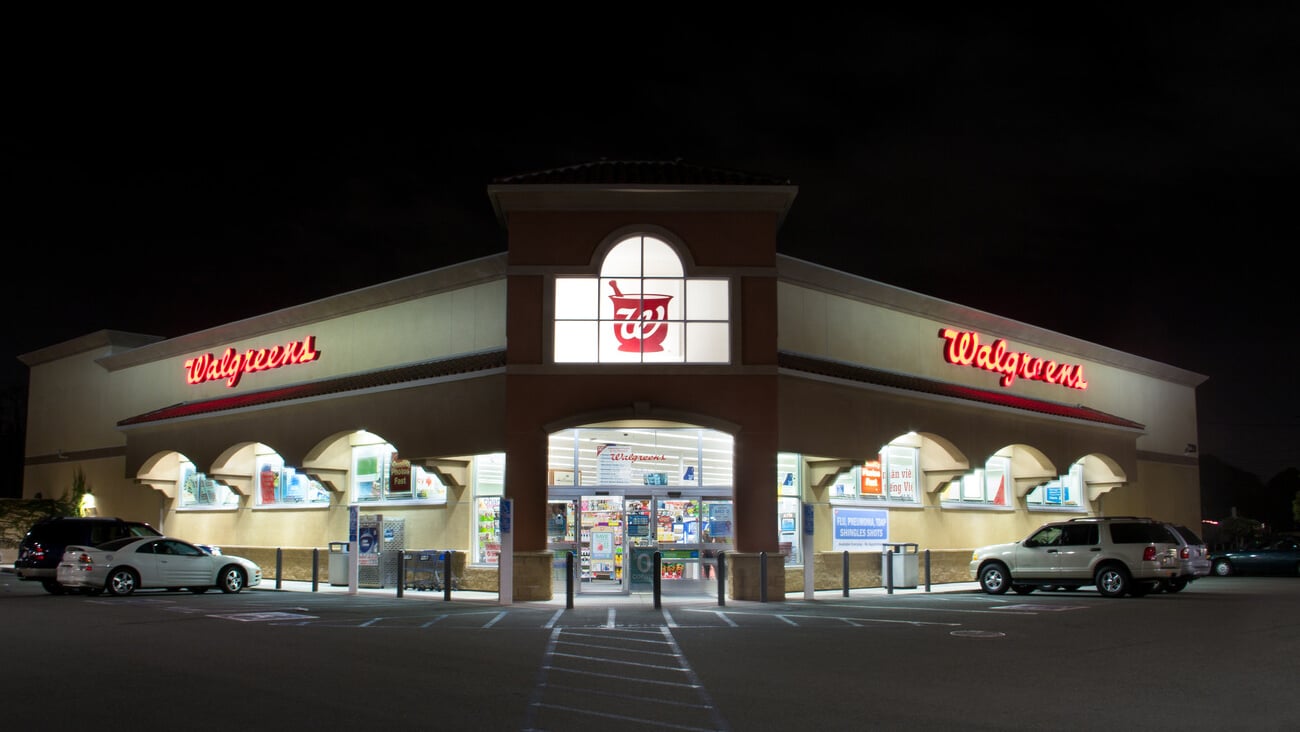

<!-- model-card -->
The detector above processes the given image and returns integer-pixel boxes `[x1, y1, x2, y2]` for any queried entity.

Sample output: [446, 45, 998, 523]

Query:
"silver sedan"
[56, 536, 262, 596]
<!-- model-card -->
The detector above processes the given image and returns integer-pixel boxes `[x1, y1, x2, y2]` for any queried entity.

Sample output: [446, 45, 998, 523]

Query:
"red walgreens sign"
[184, 335, 320, 388]
[938, 328, 1087, 390]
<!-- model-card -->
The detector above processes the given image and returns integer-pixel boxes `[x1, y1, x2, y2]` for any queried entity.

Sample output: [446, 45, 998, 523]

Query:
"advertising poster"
[860, 459, 882, 495]
[259, 464, 278, 503]
[832, 508, 889, 551]
[887, 450, 916, 501]
[358, 515, 381, 566]
[389, 454, 411, 495]
[596, 444, 632, 484]
[591, 531, 614, 560]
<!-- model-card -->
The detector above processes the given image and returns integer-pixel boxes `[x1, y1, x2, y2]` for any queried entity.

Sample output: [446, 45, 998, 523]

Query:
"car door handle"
[1047, 549, 1059, 553]
[1090, 548, 1101, 552]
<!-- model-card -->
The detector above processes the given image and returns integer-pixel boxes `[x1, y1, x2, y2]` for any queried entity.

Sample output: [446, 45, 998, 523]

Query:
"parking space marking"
[210, 611, 319, 622]
[994, 604, 1088, 612]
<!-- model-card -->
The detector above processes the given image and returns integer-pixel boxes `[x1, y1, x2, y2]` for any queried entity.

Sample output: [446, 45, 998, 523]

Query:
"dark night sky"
[3, 10, 1299, 484]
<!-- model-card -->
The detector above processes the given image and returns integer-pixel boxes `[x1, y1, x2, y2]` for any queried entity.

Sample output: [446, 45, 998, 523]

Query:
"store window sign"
[832, 508, 889, 550]
[184, 335, 320, 388]
[938, 328, 1087, 390]
[861, 460, 882, 495]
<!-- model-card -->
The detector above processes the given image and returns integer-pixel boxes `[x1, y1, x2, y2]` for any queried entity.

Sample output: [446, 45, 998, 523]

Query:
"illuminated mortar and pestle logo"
[608, 280, 673, 352]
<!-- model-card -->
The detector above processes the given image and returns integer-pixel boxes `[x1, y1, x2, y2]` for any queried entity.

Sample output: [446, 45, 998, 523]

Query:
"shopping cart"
[403, 550, 460, 591]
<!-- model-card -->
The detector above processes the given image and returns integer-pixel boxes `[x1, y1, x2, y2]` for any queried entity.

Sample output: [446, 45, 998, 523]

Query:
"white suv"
[969, 516, 1181, 598]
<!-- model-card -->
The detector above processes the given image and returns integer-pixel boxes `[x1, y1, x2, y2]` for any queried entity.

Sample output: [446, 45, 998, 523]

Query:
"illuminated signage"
[938, 328, 1087, 390]
[184, 335, 320, 388]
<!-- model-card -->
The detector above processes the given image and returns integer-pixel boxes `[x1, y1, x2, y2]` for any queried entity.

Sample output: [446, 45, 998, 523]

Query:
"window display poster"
[596, 444, 632, 484]
[259, 464, 278, 503]
[832, 508, 889, 550]
[358, 515, 381, 566]
[861, 459, 882, 495]
[389, 454, 411, 495]
[887, 451, 916, 500]
[592, 531, 614, 560]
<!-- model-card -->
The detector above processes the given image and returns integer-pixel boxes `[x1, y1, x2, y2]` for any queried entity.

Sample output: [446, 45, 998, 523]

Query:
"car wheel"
[1212, 559, 1234, 576]
[1012, 585, 1036, 595]
[189, 587, 208, 594]
[218, 566, 246, 594]
[107, 568, 138, 596]
[41, 580, 67, 595]
[978, 563, 1011, 595]
[1164, 578, 1188, 593]
[1095, 564, 1131, 598]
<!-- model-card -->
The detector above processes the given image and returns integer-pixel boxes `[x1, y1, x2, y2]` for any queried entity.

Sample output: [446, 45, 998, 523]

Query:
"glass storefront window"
[177, 458, 240, 510]
[474, 453, 505, 564]
[941, 455, 1012, 507]
[777, 452, 802, 565]
[827, 444, 921, 506]
[553, 234, 730, 364]
[548, 427, 732, 488]
[350, 433, 450, 505]
[1027, 461, 1085, 509]
[254, 446, 330, 507]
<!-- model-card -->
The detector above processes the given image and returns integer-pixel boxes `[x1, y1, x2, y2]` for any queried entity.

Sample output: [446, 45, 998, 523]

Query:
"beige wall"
[108, 279, 507, 425]
[776, 278, 1202, 461]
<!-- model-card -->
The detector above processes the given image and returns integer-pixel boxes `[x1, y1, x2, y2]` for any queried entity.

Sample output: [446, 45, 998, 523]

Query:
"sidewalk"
[250, 576, 982, 605]
[4, 562, 980, 604]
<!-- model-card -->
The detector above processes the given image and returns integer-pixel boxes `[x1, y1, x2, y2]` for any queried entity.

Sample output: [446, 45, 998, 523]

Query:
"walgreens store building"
[19, 161, 1206, 601]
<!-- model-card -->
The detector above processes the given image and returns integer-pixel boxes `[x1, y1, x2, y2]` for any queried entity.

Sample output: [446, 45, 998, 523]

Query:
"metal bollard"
[653, 551, 662, 608]
[311, 547, 319, 592]
[760, 551, 768, 603]
[443, 551, 452, 602]
[275, 547, 283, 590]
[843, 550, 850, 597]
[566, 551, 575, 609]
[886, 548, 895, 595]
[716, 551, 726, 606]
[397, 552, 405, 598]
[925, 549, 932, 592]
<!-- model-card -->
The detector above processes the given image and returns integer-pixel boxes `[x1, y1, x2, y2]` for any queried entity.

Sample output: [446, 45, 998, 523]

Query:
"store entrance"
[548, 490, 733, 597]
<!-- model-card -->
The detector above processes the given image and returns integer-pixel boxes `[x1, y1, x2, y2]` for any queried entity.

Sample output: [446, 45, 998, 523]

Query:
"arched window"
[554, 235, 730, 363]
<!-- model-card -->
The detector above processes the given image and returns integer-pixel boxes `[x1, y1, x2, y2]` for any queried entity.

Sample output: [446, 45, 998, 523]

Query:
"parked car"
[969, 516, 1181, 598]
[56, 536, 261, 596]
[1160, 522, 1211, 592]
[1209, 536, 1300, 576]
[14, 516, 163, 594]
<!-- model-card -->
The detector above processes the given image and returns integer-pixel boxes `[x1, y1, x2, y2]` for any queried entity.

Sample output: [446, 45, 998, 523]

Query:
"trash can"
[881, 542, 919, 589]
[328, 541, 350, 586]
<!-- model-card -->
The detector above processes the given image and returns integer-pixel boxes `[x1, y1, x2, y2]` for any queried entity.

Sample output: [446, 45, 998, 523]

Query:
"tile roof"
[118, 350, 507, 427]
[492, 159, 794, 186]
[778, 352, 1145, 430]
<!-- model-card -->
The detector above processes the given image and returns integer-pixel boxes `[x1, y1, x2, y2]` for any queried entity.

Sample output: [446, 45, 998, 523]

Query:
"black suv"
[14, 516, 162, 594]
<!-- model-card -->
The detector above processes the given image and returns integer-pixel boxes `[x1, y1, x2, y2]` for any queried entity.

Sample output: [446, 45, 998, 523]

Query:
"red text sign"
[938, 328, 1087, 390]
[184, 335, 320, 388]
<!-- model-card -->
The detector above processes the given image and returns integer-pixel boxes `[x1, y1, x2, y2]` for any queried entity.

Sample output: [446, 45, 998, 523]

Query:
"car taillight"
[1143, 546, 1158, 561]
[1181, 547, 1190, 559]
